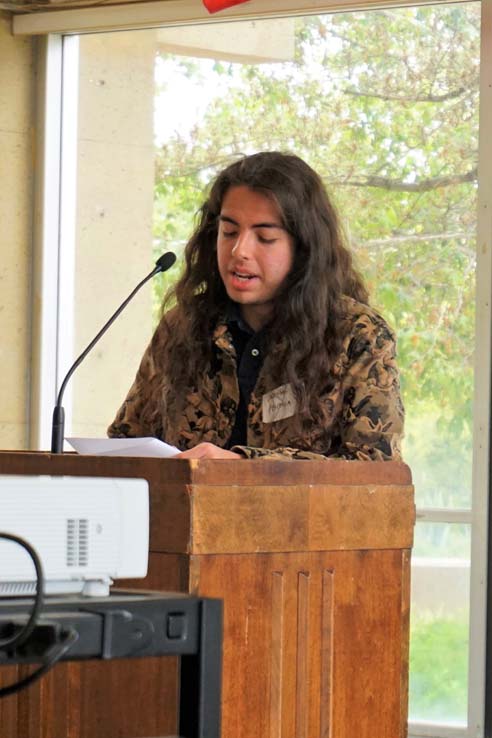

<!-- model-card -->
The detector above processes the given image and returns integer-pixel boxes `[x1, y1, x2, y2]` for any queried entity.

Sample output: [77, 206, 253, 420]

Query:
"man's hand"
[175, 442, 242, 459]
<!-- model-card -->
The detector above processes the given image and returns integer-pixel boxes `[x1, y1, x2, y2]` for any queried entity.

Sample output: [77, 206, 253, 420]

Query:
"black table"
[0, 590, 222, 738]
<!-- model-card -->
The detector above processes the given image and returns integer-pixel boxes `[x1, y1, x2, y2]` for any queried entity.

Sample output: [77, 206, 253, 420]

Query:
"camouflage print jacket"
[108, 296, 404, 461]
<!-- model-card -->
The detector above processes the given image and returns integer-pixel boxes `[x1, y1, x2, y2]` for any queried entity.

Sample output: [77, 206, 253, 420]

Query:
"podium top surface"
[0, 450, 412, 486]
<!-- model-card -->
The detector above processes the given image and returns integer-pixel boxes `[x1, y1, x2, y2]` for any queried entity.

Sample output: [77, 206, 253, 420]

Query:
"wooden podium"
[0, 452, 414, 738]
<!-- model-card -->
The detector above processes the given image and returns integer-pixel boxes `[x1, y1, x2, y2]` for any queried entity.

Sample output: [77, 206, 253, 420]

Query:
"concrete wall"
[0, 13, 35, 449]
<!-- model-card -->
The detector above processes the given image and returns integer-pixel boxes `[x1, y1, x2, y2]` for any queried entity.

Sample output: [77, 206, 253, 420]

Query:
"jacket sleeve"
[107, 332, 161, 439]
[328, 320, 404, 461]
[231, 317, 404, 462]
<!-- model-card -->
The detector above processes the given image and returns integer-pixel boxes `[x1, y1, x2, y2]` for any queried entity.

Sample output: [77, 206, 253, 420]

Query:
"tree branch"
[333, 167, 477, 192]
[343, 84, 476, 104]
[361, 230, 475, 247]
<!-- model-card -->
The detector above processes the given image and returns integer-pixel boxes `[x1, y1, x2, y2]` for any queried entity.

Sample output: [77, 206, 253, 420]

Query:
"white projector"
[0, 475, 149, 597]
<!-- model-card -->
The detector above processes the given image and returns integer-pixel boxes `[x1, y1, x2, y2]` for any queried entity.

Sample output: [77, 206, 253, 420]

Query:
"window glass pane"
[413, 520, 471, 559]
[410, 522, 471, 725]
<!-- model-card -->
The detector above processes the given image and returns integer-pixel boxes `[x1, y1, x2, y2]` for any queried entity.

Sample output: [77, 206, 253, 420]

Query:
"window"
[31, 2, 490, 735]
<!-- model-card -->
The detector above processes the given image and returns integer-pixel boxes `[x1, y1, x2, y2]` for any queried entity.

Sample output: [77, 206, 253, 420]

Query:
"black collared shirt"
[225, 305, 268, 448]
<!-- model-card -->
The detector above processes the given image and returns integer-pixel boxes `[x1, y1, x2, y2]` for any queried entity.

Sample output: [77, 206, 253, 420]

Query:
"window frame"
[27, 2, 492, 735]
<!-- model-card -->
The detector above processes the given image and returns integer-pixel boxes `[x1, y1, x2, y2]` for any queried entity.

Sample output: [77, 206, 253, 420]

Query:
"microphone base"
[51, 406, 65, 454]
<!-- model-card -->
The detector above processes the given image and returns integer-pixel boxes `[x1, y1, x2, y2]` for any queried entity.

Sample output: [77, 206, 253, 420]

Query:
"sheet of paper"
[67, 437, 180, 458]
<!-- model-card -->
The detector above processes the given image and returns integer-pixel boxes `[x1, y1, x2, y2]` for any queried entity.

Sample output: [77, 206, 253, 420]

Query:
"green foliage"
[409, 612, 469, 723]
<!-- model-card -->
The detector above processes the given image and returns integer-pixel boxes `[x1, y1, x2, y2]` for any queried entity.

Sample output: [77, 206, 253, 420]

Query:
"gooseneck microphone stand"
[51, 252, 176, 453]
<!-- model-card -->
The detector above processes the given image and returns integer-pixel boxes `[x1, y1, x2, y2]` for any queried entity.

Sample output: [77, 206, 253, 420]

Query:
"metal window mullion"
[29, 34, 63, 450]
[473, 3, 492, 737]
[30, 34, 80, 451]
[409, 723, 468, 738]
[416, 508, 473, 525]
[57, 34, 80, 445]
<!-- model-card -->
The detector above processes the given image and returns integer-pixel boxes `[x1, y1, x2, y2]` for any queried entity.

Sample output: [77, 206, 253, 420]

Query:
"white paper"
[67, 437, 180, 458]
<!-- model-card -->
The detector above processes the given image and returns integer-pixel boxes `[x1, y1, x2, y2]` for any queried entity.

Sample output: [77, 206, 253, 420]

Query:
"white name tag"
[262, 384, 297, 424]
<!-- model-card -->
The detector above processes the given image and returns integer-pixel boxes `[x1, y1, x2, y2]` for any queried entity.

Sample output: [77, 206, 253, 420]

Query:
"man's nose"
[232, 230, 255, 258]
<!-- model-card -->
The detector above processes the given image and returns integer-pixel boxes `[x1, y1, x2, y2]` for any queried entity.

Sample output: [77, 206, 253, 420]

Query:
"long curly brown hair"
[161, 151, 369, 417]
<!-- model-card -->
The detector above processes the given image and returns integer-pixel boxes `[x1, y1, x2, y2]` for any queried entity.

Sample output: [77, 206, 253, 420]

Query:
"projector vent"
[0, 581, 36, 595]
[66, 518, 89, 567]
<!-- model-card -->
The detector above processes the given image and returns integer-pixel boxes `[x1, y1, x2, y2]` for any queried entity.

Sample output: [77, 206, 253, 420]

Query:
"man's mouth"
[232, 270, 256, 281]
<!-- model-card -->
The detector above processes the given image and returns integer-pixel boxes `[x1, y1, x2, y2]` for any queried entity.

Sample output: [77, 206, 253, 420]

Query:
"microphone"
[50, 252, 177, 454]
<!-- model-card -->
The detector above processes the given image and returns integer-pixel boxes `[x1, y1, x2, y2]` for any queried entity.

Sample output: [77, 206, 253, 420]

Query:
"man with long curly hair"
[108, 151, 404, 461]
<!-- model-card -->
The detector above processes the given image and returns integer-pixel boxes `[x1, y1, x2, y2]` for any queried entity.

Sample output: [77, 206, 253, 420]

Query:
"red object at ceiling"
[203, 0, 251, 14]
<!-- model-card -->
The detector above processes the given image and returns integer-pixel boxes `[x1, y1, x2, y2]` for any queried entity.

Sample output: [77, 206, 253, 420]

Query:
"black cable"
[0, 532, 79, 699]
[0, 532, 44, 650]
[0, 627, 79, 698]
